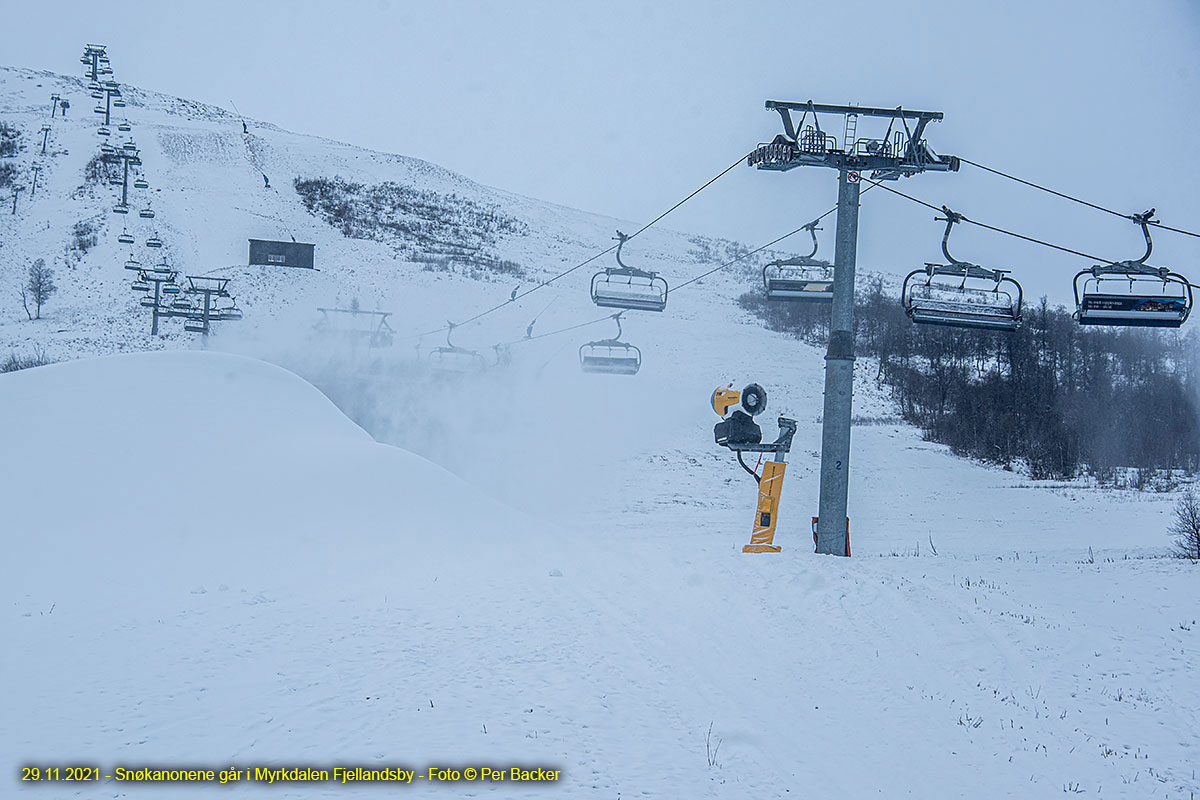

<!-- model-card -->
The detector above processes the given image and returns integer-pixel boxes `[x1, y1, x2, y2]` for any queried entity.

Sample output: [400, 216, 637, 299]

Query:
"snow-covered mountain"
[2, 63, 1198, 799]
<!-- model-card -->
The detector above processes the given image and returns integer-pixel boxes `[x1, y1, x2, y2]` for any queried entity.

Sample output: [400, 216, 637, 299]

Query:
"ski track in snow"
[1, 65, 1199, 799]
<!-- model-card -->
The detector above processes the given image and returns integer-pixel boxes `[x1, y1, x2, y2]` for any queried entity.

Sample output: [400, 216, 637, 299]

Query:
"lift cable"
[434, 149, 755, 336]
[960, 157, 1200, 239]
[497, 312, 620, 349]
[864, 177, 1200, 291]
[672, 183, 877, 293]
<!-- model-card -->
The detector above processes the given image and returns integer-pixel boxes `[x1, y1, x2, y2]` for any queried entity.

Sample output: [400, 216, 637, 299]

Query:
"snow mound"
[1, 351, 543, 612]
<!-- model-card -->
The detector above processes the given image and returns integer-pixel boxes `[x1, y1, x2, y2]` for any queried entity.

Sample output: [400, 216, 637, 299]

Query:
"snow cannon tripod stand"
[712, 383, 797, 553]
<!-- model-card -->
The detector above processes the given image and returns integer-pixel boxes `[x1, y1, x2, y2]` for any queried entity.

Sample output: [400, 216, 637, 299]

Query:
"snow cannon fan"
[709, 382, 796, 554]
[712, 383, 767, 448]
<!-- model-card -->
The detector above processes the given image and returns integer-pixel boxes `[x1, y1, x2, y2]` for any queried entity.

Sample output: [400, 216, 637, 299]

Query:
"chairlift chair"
[1074, 210, 1192, 328]
[107, 175, 123, 185]
[112, 203, 129, 215]
[762, 222, 834, 302]
[90, 91, 103, 100]
[139, 296, 158, 308]
[590, 231, 669, 312]
[117, 122, 131, 132]
[171, 298, 192, 310]
[579, 313, 642, 375]
[428, 324, 487, 373]
[215, 306, 244, 321]
[118, 228, 135, 244]
[901, 208, 1023, 332]
[97, 127, 110, 136]
[113, 98, 126, 108]
[184, 319, 208, 333]
[139, 206, 155, 219]
[162, 284, 181, 295]
[130, 280, 150, 292]
[146, 234, 163, 248]
[123, 255, 141, 270]
[93, 105, 106, 114]
[133, 177, 148, 189]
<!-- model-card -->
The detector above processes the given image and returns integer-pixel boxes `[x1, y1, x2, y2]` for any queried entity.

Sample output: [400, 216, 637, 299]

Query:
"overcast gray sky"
[3, 0, 1198, 303]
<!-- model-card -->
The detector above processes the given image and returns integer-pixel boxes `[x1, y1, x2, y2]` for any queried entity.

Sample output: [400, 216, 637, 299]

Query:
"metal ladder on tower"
[843, 113, 858, 154]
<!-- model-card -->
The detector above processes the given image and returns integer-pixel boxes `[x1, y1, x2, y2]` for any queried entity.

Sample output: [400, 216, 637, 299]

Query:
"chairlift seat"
[429, 347, 487, 373]
[590, 269, 669, 312]
[146, 237, 163, 248]
[118, 122, 131, 132]
[112, 204, 129, 214]
[1074, 268, 1192, 328]
[97, 127, 110, 136]
[765, 274, 834, 302]
[130, 281, 150, 292]
[113, 99, 126, 108]
[118, 232, 135, 244]
[133, 178, 148, 189]
[162, 284, 181, 294]
[139, 208, 155, 219]
[139, 296, 157, 307]
[579, 340, 642, 375]
[172, 299, 191, 309]
[184, 320, 207, 333]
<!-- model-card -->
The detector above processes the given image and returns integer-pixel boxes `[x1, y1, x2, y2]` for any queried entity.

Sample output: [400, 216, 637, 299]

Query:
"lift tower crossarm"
[753, 102, 958, 178]
[766, 101, 944, 121]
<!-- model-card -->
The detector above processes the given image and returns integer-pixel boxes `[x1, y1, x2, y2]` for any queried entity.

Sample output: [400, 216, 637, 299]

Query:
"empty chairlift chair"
[762, 221, 833, 302]
[579, 313, 642, 375]
[118, 228, 135, 245]
[590, 231, 668, 312]
[139, 205, 155, 219]
[901, 207, 1023, 332]
[112, 203, 129, 215]
[146, 233, 163, 248]
[133, 177, 148, 189]
[1074, 210, 1192, 328]
[428, 323, 487, 373]
[117, 121, 131, 132]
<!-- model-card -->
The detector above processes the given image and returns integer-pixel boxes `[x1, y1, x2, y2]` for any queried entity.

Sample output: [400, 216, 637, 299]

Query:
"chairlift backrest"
[1072, 212, 1192, 328]
[762, 222, 834, 302]
[589, 231, 668, 312]
[578, 313, 643, 375]
[901, 209, 1023, 332]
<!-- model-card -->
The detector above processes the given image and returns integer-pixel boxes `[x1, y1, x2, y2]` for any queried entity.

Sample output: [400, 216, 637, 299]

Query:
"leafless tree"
[1169, 488, 1200, 560]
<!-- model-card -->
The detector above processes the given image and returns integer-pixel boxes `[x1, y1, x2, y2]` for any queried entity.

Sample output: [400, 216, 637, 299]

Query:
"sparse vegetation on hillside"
[0, 121, 21, 158]
[294, 176, 527, 279]
[741, 280, 1200, 484]
[71, 220, 98, 255]
[1, 346, 50, 373]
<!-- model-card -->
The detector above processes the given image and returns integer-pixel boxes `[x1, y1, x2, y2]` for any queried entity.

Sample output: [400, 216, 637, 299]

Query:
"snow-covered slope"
[0, 64, 766, 362]
[4, 351, 1198, 799]
[3, 63, 1199, 799]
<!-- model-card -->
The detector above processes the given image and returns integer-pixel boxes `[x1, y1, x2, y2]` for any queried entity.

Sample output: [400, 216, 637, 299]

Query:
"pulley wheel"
[740, 383, 767, 416]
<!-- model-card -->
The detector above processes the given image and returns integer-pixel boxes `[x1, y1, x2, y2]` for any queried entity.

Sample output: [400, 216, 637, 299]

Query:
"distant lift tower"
[748, 101, 959, 556]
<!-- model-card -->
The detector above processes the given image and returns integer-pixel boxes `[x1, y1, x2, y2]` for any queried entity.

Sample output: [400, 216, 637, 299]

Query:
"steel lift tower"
[748, 101, 959, 555]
